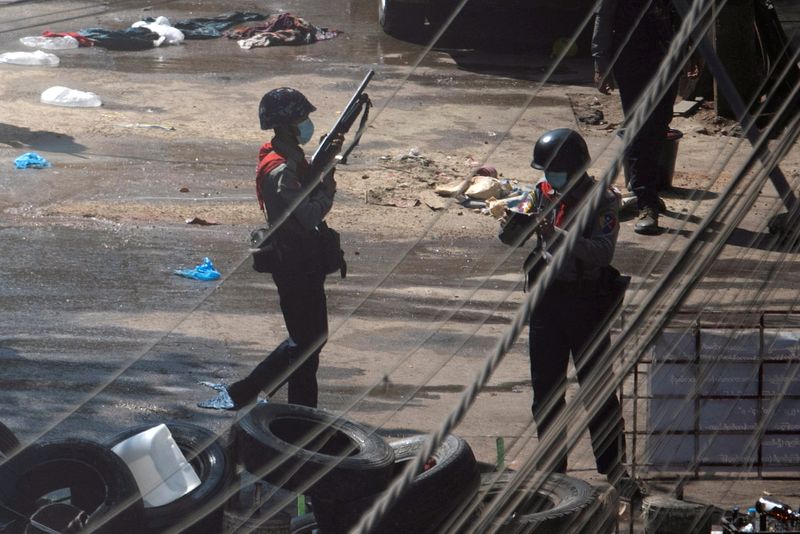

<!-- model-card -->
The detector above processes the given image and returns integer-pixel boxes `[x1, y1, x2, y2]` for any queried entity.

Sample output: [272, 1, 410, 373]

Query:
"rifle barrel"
[310, 69, 375, 165]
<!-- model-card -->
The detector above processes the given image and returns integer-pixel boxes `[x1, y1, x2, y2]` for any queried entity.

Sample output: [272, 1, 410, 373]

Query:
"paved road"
[1, 0, 800, 528]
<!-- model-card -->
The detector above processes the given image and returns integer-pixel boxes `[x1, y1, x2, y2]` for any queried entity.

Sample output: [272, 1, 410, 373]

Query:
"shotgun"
[308, 69, 374, 181]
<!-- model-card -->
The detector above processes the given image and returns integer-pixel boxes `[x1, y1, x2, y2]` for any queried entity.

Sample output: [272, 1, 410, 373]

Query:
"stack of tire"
[1, 406, 619, 534]
[450, 472, 619, 533]
[234, 404, 620, 533]
[234, 403, 482, 534]
[0, 420, 234, 534]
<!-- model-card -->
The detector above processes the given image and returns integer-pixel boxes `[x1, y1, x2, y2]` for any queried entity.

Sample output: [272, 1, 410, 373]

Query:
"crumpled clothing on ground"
[225, 13, 342, 49]
[41, 31, 95, 47]
[78, 27, 161, 50]
[167, 11, 268, 39]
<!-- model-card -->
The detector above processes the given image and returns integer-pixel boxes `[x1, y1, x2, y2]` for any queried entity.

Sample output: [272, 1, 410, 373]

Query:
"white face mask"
[296, 118, 315, 145]
[545, 171, 569, 190]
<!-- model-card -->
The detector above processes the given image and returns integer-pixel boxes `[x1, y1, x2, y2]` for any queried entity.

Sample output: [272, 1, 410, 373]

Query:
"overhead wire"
[617, 26, 800, 490]
[358, 0, 800, 528]
[353, 0, 719, 529]
[544, 0, 800, 494]
[490, 75, 800, 533]
[3, 0, 797, 531]
[162, 0, 800, 532]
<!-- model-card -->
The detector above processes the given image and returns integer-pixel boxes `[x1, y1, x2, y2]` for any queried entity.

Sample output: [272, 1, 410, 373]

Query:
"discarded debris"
[578, 109, 605, 125]
[14, 152, 51, 169]
[419, 191, 448, 211]
[119, 123, 175, 131]
[19, 35, 79, 50]
[227, 12, 342, 49]
[365, 187, 420, 208]
[0, 50, 59, 66]
[398, 147, 431, 166]
[185, 217, 220, 226]
[465, 176, 509, 200]
[130, 16, 185, 46]
[173, 257, 221, 281]
[673, 98, 703, 117]
[41, 86, 102, 107]
[434, 178, 467, 197]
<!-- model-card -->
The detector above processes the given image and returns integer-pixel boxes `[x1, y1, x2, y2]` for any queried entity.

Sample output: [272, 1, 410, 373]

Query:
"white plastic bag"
[0, 50, 59, 66]
[19, 35, 79, 50]
[41, 86, 102, 107]
[131, 16, 184, 46]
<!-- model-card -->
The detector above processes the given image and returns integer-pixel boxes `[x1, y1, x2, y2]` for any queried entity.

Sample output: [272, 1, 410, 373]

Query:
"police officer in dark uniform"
[524, 128, 640, 496]
[198, 88, 341, 410]
[592, 0, 678, 235]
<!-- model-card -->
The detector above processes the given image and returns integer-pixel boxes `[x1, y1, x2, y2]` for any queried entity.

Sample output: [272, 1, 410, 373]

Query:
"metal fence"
[622, 311, 800, 480]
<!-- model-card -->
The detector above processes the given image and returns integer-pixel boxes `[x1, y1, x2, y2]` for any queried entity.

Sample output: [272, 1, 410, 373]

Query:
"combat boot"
[635, 205, 660, 235]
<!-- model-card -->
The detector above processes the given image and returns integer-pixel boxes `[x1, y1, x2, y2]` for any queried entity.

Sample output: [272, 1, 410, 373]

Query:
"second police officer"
[517, 128, 642, 499]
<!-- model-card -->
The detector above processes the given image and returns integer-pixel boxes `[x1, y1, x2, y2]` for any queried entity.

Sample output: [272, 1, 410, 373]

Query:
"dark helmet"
[531, 128, 591, 176]
[258, 87, 316, 130]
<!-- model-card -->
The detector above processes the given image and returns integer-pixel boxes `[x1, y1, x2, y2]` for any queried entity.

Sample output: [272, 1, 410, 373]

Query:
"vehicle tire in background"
[235, 403, 395, 500]
[0, 420, 20, 458]
[0, 438, 144, 534]
[460, 471, 601, 533]
[103, 421, 234, 534]
[312, 434, 481, 534]
[379, 0, 427, 40]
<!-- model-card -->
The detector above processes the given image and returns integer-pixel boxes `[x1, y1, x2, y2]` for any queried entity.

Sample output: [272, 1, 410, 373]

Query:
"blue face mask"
[545, 171, 569, 190]
[296, 118, 315, 145]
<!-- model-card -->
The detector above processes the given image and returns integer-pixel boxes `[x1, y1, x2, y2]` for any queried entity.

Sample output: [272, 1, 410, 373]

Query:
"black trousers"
[529, 284, 626, 475]
[613, 45, 678, 210]
[228, 268, 327, 408]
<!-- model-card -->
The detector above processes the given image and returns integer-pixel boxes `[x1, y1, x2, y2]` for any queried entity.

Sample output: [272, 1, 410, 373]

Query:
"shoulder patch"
[598, 210, 618, 234]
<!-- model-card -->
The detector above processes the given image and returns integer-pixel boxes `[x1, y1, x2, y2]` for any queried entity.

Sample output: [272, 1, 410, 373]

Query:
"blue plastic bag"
[174, 257, 221, 281]
[14, 152, 51, 169]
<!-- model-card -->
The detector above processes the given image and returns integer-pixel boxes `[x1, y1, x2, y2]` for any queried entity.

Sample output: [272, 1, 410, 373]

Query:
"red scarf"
[255, 143, 287, 211]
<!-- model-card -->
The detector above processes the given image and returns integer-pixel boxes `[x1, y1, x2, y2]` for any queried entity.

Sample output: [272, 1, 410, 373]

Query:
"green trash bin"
[619, 128, 683, 191]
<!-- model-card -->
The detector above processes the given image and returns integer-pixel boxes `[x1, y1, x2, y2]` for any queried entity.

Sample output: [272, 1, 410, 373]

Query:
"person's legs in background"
[614, 48, 676, 235]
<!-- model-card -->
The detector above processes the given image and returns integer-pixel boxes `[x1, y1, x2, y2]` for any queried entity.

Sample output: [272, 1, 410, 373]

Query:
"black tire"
[642, 495, 714, 534]
[103, 421, 234, 534]
[235, 403, 395, 500]
[290, 513, 318, 534]
[466, 471, 599, 533]
[313, 434, 481, 534]
[0, 420, 20, 458]
[0, 438, 144, 534]
[379, 0, 427, 40]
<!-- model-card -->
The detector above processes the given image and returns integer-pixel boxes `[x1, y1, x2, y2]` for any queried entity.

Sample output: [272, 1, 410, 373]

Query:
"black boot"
[635, 205, 660, 235]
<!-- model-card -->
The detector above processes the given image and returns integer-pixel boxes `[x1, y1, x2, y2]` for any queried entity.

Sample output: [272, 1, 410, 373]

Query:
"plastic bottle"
[40, 86, 102, 108]
[19, 35, 79, 50]
[0, 50, 59, 67]
[756, 496, 797, 522]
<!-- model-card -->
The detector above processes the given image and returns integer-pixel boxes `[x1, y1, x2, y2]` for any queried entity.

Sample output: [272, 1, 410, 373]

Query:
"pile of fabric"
[224, 12, 342, 49]
[24, 11, 340, 51]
